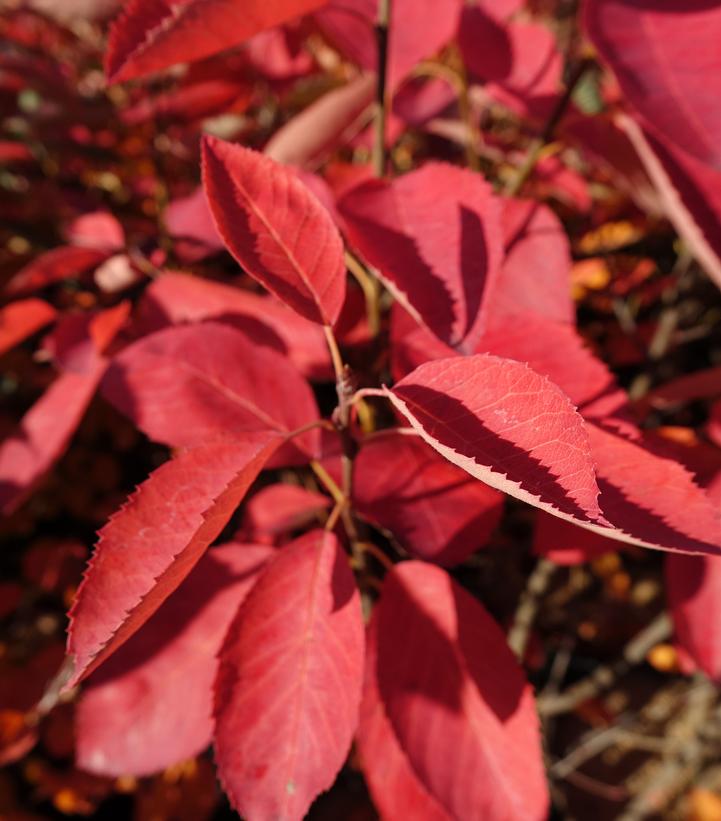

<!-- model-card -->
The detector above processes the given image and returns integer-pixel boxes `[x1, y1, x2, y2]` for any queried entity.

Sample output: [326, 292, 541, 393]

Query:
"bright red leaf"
[385, 354, 605, 523]
[339, 163, 503, 350]
[66, 433, 281, 687]
[374, 561, 548, 820]
[0, 298, 56, 356]
[76, 543, 274, 776]
[105, 0, 328, 82]
[354, 431, 503, 566]
[102, 321, 321, 465]
[202, 135, 346, 325]
[214, 529, 364, 821]
[6, 246, 109, 296]
[585, 0, 721, 169]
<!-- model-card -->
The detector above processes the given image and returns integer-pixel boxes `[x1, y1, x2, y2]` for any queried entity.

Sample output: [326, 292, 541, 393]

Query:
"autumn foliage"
[5, 0, 721, 819]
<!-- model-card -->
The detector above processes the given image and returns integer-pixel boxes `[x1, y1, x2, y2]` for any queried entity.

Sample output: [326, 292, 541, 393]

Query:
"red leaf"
[265, 73, 376, 168]
[76, 543, 274, 776]
[458, 9, 561, 119]
[665, 552, 721, 682]
[356, 615, 451, 821]
[385, 355, 605, 524]
[137, 272, 332, 380]
[339, 163, 503, 349]
[240, 484, 331, 543]
[102, 321, 321, 465]
[533, 512, 618, 566]
[0, 365, 103, 514]
[617, 113, 721, 290]
[201, 135, 346, 325]
[374, 561, 548, 820]
[164, 188, 224, 262]
[5, 246, 108, 296]
[354, 431, 503, 566]
[585, 0, 721, 169]
[66, 433, 281, 687]
[489, 198, 574, 330]
[66, 212, 124, 252]
[214, 529, 364, 821]
[478, 312, 629, 421]
[586, 424, 721, 557]
[0, 298, 56, 356]
[106, 0, 327, 82]
[315, 0, 462, 92]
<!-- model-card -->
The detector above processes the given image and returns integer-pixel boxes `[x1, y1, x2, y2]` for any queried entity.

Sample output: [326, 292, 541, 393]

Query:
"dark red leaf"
[202, 135, 346, 325]
[214, 529, 364, 821]
[106, 0, 328, 82]
[66, 433, 281, 687]
[76, 543, 274, 776]
[354, 431, 503, 566]
[102, 321, 321, 465]
[585, 0, 721, 169]
[339, 163, 503, 349]
[0, 298, 56, 356]
[374, 561, 548, 820]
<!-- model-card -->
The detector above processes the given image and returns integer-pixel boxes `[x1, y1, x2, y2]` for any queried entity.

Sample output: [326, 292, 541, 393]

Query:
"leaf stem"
[372, 0, 391, 178]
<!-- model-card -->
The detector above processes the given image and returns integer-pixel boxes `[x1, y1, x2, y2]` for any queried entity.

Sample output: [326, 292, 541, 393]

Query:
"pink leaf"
[354, 431, 503, 566]
[138, 272, 332, 380]
[164, 188, 224, 262]
[265, 73, 376, 168]
[585, 0, 721, 169]
[0, 298, 56, 356]
[106, 0, 328, 82]
[66, 433, 281, 687]
[240, 484, 331, 543]
[214, 529, 364, 821]
[665, 552, 721, 682]
[76, 543, 274, 776]
[66, 212, 125, 252]
[102, 321, 321, 465]
[356, 615, 451, 821]
[385, 355, 605, 523]
[339, 163, 503, 349]
[202, 135, 346, 325]
[374, 561, 548, 820]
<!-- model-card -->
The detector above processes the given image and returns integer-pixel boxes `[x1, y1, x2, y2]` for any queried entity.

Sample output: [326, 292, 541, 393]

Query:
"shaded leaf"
[106, 0, 327, 82]
[354, 431, 503, 566]
[214, 529, 364, 821]
[240, 484, 331, 543]
[66, 433, 281, 687]
[102, 321, 320, 464]
[585, 0, 721, 168]
[137, 272, 332, 380]
[375, 561, 548, 820]
[6, 246, 109, 296]
[76, 543, 274, 776]
[202, 135, 346, 325]
[339, 163, 503, 349]
[356, 614, 451, 821]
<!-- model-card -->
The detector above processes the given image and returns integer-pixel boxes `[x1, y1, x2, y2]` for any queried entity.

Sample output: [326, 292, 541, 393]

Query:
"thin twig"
[372, 0, 391, 178]
[538, 612, 672, 716]
[507, 557, 558, 661]
[504, 58, 592, 197]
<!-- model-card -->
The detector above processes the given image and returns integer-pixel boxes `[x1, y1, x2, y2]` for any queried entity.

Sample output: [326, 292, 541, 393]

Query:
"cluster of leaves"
[5, 0, 721, 818]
